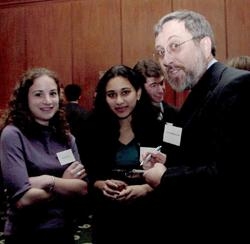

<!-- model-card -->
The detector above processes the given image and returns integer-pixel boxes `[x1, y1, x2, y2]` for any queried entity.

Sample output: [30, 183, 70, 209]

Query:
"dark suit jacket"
[65, 102, 87, 137]
[156, 62, 250, 241]
[134, 100, 178, 149]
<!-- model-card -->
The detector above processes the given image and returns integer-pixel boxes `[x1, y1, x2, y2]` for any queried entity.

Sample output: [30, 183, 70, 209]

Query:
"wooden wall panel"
[0, 7, 26, 110]
[122, 0, 176, 106]
[25, 1, 72, 87]
[0, 1, 48, 7]
[122, 0, 172, 66]
[72, 0, 122, 110]
[226, 0, 250, 59]
[0, 0, 249, 111]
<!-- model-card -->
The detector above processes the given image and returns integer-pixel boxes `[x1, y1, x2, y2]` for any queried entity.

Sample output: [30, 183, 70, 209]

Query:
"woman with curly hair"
[0, 67, 88, 244]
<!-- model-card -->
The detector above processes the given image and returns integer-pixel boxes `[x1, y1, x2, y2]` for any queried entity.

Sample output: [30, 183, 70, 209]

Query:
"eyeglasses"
[154, 36, 200, 59]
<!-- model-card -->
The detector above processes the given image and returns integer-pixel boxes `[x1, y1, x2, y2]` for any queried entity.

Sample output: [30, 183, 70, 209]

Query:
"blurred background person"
[64, 84, 88, 138]
[64, 83, 91, 227]
[227, 55, 250, 71]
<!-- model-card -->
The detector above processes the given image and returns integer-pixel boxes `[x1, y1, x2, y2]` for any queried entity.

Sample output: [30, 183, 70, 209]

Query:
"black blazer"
[157, 62, 250, 240]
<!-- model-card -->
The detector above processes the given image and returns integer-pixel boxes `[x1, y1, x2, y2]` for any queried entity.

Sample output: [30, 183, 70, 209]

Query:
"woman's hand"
[62, 161, 87, 179]
[95, 179, 127, 200]
[116, 184, 153, 201]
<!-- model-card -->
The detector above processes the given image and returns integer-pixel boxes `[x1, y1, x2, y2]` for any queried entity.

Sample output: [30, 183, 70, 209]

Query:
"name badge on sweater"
[163, 123, 182, 146]
[57, 149, 76, 165]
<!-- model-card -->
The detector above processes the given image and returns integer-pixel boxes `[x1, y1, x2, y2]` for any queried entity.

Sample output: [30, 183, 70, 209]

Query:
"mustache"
[164, 63, 184, 73]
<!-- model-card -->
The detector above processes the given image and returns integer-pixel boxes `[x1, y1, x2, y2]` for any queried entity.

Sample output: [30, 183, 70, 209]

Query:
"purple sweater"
[0, 124, 81, 235]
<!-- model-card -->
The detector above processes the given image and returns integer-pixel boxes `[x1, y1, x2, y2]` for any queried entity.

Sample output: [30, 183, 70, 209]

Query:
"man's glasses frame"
[154, 36, 201, 59]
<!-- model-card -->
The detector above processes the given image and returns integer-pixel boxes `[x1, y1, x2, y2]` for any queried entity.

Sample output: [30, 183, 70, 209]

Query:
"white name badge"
[163, 123, 182, 146]
[56, 149, 76, 165]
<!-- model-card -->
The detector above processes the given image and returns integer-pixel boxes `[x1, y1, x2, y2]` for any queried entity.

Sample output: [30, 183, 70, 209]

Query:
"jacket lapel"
[177, 62, 227, 126]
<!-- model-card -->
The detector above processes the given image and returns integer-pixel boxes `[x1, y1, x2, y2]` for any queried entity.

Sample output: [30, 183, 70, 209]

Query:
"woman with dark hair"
[78, 65, 165, 244]
[0, 67, 88, 244]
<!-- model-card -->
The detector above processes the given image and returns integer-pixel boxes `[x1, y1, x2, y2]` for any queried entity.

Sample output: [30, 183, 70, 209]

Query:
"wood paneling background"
[0, 0, 249, 111]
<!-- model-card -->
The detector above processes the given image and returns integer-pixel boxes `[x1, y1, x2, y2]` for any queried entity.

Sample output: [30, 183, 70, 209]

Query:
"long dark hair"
[91, 64, 147, 139]
[0, 67, 70, 144]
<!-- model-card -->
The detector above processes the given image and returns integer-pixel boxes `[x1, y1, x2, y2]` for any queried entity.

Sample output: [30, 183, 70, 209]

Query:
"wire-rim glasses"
[154, 36, 200, 59]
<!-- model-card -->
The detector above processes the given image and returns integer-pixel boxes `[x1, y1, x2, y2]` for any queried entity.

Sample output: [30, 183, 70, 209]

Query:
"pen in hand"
[140, 146, 162, 166]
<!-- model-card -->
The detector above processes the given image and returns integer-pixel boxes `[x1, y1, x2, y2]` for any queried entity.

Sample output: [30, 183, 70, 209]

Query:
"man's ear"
[200, 36, 212, 58]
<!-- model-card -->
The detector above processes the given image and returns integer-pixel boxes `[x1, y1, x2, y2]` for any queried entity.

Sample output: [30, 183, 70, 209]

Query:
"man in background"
[133, 59, 177, 147]
[64, 84, 88, 138]
[64, 83, 90, 226]
[133, 59, 177, 122]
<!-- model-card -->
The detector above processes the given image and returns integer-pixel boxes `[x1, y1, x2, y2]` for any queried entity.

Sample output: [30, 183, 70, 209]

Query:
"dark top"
[78, 107, 163, 243]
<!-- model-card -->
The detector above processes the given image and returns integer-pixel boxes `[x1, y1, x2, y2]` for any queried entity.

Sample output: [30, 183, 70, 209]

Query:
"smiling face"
[144, 76, 165, 103]
[155, 20, 211, 92]
[28, 74, 59, 125]
[105, 76, 141, 119]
